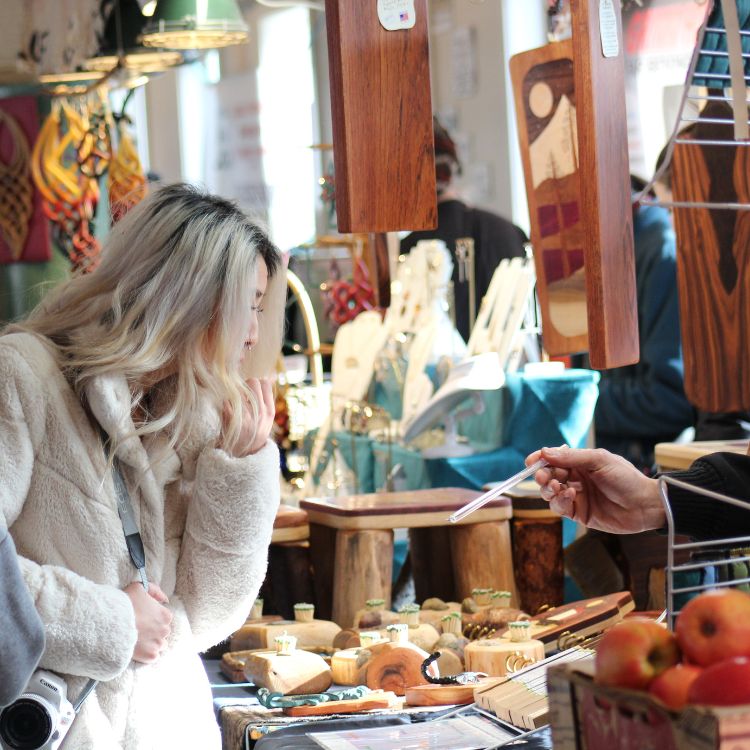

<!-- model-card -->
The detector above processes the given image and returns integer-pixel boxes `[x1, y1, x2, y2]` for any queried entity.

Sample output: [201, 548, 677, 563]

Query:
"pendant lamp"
[140, 0, 249, 50]
[84, 0, 183, 74]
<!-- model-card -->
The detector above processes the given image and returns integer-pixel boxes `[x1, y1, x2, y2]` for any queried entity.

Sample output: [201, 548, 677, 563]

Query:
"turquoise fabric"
[693, 1, 750, 87]
[340, 369, 600, 493]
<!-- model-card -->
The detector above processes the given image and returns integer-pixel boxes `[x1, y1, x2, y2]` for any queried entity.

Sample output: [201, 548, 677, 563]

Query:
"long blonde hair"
[15, 183, 286, 456]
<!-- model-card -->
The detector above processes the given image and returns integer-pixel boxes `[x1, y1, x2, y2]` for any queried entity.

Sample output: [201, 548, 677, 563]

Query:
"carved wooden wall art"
[510, 0, 639, 369]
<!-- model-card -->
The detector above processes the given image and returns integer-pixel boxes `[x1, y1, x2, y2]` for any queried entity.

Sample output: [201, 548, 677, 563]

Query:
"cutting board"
[282, 690, 399, 717]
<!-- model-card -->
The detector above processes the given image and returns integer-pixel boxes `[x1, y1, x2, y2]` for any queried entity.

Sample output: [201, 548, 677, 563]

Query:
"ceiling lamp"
[85, 0, 184, 75]
[140, 0, 249, 50]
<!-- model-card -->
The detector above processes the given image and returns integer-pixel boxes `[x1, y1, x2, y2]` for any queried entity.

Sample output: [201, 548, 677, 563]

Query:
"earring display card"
[324, 0, 437, 233]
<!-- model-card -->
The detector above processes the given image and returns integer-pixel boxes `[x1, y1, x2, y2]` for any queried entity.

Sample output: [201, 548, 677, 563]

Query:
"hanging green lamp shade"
[85, 0, 183, 74]
[140, 0, 249, 50]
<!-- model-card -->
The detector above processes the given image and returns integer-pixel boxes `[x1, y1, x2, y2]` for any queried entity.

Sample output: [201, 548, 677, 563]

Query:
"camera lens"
[0, 699, 53, 750]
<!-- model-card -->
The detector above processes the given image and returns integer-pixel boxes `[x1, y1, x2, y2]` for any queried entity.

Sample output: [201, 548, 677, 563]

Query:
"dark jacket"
[0, 525, 45, 707]
[400, 199, 527, 341]
[666, 452, 750, 540]
[595, 204, 694, 469]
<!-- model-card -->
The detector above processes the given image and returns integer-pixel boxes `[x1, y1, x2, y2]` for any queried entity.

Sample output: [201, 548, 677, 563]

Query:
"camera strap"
[100, 428, 149, 591]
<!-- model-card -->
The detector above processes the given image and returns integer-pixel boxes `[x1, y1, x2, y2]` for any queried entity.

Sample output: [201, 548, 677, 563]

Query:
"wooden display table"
[261, 504, 313, 619]
[300, 488, 517, 628]
[272, 504, 310, 544]
[654, 440, 749, 472]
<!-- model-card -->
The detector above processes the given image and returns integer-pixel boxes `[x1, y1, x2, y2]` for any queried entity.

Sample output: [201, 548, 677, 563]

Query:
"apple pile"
[594, 588, 750, 710]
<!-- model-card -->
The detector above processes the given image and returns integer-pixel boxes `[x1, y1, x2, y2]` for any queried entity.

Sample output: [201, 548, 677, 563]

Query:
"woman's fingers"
[147, 582, 169, 605]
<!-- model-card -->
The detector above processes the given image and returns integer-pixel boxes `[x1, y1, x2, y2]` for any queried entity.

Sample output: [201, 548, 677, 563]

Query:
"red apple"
[688, 657, 750, 706]
[675, 588, 750, 667]
[595, 618, 680, 690]
[648, 663, 703, 710]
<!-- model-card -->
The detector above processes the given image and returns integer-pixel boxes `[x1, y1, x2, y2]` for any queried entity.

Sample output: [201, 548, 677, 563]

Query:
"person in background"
[400, 117, 527, 342]
[564, 175, 695, 602]
[0, 184, 286, 749]
[528, 445, 750, 541]
[0, 523, 45, 707]
[592, 176, 694, 473]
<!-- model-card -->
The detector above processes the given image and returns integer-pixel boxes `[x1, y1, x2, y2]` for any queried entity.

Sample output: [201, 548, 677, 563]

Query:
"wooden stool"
[505, 484, 564, 614]
[260, 504, 314, 620]
[300, 488, 517, 628]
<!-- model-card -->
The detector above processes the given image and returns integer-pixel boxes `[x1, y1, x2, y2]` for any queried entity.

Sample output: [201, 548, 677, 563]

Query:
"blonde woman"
[0, 184, 286, 748]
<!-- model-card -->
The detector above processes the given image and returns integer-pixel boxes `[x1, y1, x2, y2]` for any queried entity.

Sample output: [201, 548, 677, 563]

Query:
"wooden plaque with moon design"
[510, 0, 639, 369]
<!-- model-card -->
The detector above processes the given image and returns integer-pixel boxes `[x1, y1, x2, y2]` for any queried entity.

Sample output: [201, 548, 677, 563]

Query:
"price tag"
[599, 0, 619, 58]
[377, 0, 416, 31]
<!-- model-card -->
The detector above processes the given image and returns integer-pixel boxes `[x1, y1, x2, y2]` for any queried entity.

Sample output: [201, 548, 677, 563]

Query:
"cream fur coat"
[1, 333, 280, 749]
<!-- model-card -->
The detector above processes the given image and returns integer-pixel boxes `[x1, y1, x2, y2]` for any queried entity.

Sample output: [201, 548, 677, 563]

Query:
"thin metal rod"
[673, 578, 750, 595]
[675, 137, 750, 146]
[639, 197, 750, 211]
[691, 71, 749, 81]
[680, 116, 750, 125]
[687, 93, 749, 102]
[671, 555, 750, 572]
[705, 26, 750, 36]
[698, 49, 750, 59]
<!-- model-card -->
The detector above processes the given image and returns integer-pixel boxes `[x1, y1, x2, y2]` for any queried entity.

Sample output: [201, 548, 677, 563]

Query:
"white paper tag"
[377, 0, 416, 31]
[599, 0, 619, 58]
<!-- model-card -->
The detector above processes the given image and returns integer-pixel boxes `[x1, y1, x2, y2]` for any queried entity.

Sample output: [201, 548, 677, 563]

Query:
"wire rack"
[637, 0, 750, 211]
[658, 475, 750, 630]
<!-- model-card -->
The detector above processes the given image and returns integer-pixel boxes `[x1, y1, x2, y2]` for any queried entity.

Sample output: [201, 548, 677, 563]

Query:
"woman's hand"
[525, 446, 666, 534]
[222, 377, 275, 457]
[124, 582, 173, 664]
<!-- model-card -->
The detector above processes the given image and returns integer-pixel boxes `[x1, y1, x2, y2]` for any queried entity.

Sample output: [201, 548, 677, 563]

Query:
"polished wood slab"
[655, 439, 749, 471]
[324, 0, 437, 232]
[571, 0, 638, 369]
[300, 487, 511, 529]
[271, 504, 309, 544]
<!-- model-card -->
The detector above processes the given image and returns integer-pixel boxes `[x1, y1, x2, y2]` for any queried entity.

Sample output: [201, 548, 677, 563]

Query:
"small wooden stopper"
[359, 630, 385, 648]
[399, 603, 421, 627]
[472, 588, 493, 607]
[491, 591, 512, 609]
[441, 613, 463, 636]
[274, 632, 297, 655]
[508, 620, 532, 643]
[294, 603, 315, 623]
[387, 624, 409, 643]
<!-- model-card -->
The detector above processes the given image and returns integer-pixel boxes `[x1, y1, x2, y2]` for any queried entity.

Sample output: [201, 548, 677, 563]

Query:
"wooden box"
[548, 659, 750, 750]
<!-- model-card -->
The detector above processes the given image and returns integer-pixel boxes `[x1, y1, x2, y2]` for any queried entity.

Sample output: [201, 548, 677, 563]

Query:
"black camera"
[0, 671, 74, 750]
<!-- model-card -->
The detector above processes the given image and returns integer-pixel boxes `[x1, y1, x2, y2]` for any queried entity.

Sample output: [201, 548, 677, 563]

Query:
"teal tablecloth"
[313, 369, 599, 495]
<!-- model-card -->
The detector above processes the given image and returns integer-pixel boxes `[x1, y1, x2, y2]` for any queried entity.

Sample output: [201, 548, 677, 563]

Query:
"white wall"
[426, 1, 547, 233]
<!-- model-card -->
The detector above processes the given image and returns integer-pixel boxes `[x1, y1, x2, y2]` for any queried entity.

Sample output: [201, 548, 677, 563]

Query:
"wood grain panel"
[571, 0, 639, 369]
[509, 41, 589, 357]
[325, 0, 437, 232]
[671, 105, 750, 410]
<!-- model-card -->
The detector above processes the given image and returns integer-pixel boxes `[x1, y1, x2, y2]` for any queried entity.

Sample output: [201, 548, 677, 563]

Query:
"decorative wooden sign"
[671, 100, 750, 411]
[324, 0, 437, 233]
[509, 0, 639, 369]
